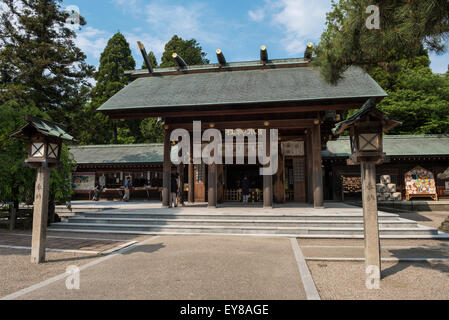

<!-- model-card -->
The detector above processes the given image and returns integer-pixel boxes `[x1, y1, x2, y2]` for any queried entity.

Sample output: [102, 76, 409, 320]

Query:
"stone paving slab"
[307, 260, 449, 300]
[13, 236, 307, 300]
[301, 247, 449, 259]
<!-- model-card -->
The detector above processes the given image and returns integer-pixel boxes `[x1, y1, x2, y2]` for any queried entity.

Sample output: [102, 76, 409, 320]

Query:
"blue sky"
[63, 0, 448, 74]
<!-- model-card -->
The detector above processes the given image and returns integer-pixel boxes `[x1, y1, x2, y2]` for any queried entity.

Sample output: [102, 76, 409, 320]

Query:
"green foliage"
[0, 0, 87, 206]
[49, 144, 76, 203]
[0, 104, 76, 206]
[316, 0, 449, 83]
[141, 51, 158, 69]
[0, 0, 94, 129]
[376, 65, 449, 134]
[160, 35, 209, 68]
[140, 118, 164, 143]
[79, 32, 137, 145]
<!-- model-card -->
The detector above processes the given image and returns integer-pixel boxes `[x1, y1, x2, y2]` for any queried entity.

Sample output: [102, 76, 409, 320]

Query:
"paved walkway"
[2, 235, 309, 300]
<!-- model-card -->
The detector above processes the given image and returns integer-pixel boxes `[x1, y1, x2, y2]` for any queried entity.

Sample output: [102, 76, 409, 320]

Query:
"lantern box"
[11, 115, 74, 168]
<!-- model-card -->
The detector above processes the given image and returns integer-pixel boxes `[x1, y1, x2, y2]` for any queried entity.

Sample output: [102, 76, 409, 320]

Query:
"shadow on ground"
[383, 245, 449, 279]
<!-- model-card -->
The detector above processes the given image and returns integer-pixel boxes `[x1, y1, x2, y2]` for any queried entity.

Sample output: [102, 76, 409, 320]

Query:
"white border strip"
[1, 236, 160, 300]
[301, 245, 449, 249]
[290, 238, 320, 300]
[100, 241, 137, 254]
[305, 257, 449, 262]
[0, 245, 99, 255]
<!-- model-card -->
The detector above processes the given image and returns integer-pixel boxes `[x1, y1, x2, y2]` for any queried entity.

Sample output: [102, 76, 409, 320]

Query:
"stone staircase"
[49, 205, 446, 238]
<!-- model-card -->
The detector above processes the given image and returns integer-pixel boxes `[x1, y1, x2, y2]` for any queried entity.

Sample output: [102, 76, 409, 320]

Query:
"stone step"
[78, 211, 402, 221]
[66, 217, 418, 228]
[49, 222, 437, 236]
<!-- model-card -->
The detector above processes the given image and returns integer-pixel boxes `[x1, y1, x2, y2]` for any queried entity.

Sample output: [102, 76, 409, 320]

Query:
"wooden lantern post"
[11, 115, 74, 264]
[333, 98, 400, 280]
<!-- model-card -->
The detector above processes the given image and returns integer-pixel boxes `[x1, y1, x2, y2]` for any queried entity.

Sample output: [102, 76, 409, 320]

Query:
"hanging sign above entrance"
[281, 141, 304, 156]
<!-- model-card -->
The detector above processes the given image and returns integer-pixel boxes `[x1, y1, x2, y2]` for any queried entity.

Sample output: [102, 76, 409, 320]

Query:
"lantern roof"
[332, 98, 401, 135]
[11, 115, 74, 141]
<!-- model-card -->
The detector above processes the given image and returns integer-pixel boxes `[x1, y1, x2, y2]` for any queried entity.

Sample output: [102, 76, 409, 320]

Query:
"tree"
[140, 118, 164, 143]
[80, 32, 138, 145]
[141, 51, 158, 69]
[316, 0, 449, 83]
[160, 35, 209, 68]
[375, 60, 449, 134]
[0, 103, 75, 223]
[0, 0, 89, 218]
[0, 0, 94, 130]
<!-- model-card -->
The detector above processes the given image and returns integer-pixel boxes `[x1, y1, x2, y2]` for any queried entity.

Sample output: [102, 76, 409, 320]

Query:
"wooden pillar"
[361, 161, 381, 277]
[306, 131, 313, 204]
[9, 206, 16, 231]
[178, 163, 185, 206]
[31, 166, 50, 264]
[217, 164, 224, 204]
[263, 129, 273, 208]
[208, 163, 217, 207]
[274, 153, 285, 204]
[312, 122, 324, 208]
[162, 128, 171, 207]
[188, 162, 194, 203]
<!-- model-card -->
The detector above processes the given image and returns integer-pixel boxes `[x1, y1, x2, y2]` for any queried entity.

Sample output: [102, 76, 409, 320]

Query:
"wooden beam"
[312, 122, 324, 208]
[137, 41, 153, 74]
[165, 119, 316, 130]
[172, 53, 187, 69]
[306, 131, 314, 204]
[304, 42, 313, 59]
[216, 49, 226, 66]
[260, 45, 268, 63]
[263, 129, 273, 208]
[31, 166, 50, 264]
[162, 128, 171, 207]
[104, 102, 367, 120]
[208, 163, 217, 207]
[361, 160, 381, 281]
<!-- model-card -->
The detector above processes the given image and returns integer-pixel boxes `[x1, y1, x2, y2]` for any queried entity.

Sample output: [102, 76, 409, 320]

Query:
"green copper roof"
[11, 115, 74, 141]
[69, 144, 177, 164]
[70, 135, 449, 166]
[98, 63, 386, 112]
[323, 135, 449, 157]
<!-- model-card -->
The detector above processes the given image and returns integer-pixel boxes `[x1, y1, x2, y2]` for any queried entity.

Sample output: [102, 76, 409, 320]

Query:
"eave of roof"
[323, 135, 449, 158]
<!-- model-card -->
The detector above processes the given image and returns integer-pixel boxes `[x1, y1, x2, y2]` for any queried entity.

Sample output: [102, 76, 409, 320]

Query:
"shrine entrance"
[223, 164, 263, 203]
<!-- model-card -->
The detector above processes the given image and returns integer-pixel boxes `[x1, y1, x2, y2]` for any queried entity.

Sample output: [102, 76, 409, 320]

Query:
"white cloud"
[143, 2, 220, 45]
[251, 0, 331, 56]
[248, 8, 265, 22]
[74, 26, 111, 60]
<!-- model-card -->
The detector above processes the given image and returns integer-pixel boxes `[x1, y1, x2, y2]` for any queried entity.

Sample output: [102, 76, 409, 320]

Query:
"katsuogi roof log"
[216, 49, 227, 66]
[172, 53, 187, 69]
[304, 42, 313, 59]
[260, 45, 268, 63]
[137, 41, 153, 74]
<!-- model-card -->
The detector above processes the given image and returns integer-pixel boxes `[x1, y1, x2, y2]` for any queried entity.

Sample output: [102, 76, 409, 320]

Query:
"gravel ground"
[0, 248, 99, 298]
[0, 231, 148, 298]
[13, 236, 306, 300]
[307, 260, 449, 300]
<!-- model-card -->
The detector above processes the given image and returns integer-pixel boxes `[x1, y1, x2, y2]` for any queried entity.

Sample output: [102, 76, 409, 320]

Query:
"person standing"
[170, 173, 179, 207]
[123, 177, 132, 202]
[92, 182, 100, 201]
[241, 175, 250, 205]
